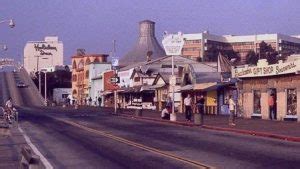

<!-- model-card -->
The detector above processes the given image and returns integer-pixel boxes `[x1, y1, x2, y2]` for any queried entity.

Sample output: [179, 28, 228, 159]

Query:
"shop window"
[72, 74, 77, 82]
[287, 89, 297, 116]
[134, 77, 140, 82]
[85, 70, 89, 79]
[253, 90, 261, 114]
[72, 60, 77, 69]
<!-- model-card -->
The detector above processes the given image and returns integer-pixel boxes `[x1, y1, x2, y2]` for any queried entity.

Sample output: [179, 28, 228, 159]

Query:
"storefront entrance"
[268, 88, 277, 120]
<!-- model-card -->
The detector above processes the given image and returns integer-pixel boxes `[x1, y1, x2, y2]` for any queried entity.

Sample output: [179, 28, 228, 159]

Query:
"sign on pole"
[162, 32, 184, 56]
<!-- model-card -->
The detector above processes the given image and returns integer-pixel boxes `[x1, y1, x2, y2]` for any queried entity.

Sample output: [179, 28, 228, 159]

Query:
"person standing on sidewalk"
[184, 94, 192, 122]
[98, 96, 102, 107]
[269, 94, 275, 120]
[228, 95, 236, 126]
[196, 95, 205, 125]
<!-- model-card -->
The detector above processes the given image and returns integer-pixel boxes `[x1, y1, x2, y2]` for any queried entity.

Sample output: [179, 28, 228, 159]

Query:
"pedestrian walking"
[184, 94, 192, 122]
[196, 95, 205, 125]
[98, 96, 102, 107]
[228, 95, 236, 126]
[269, 94, 275, 120]
[88, 97, 92, 106]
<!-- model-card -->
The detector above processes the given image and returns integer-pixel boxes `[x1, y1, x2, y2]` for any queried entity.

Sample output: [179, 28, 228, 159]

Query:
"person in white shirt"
[5, 97, 13, 111]
[184, 94, 192, 121]
[228, 95, 236, 126]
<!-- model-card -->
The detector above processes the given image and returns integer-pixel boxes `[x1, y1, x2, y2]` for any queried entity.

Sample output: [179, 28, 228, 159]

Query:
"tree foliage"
[259, 41, 278, 64]
[246, 50, 258, 65]
[205, 45, 240, 64]
[32, 69, 71, 99]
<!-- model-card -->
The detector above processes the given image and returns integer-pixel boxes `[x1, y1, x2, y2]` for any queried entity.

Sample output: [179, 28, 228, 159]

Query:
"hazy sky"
[0, 0, 299, 64]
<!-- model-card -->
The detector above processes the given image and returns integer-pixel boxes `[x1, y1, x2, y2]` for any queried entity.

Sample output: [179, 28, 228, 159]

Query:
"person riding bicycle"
[5, 97, 14, 120]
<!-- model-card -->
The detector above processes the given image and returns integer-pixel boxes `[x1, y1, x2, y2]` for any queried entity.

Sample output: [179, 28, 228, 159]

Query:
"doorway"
[268, 88, 277, 120]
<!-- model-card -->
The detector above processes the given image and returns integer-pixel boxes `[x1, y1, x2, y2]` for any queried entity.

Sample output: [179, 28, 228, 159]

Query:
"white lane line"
[18, 126, 53, 169]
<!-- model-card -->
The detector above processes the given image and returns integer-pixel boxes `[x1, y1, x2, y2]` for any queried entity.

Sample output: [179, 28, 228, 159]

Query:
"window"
[134, 77, 140, 82]
[72, 74, 77, 82]
[78, 59, 84, 69]
[72, 60, 77, 69]
[253, 90, 261, 114]
[85, 70, 89, 79]
[85, 58, 91, 65]
[62, 94, 69, 99]
[287, 89, 297, 116]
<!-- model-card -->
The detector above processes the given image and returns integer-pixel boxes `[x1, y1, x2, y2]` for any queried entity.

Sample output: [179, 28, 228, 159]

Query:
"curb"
[118, 113, 300, 143]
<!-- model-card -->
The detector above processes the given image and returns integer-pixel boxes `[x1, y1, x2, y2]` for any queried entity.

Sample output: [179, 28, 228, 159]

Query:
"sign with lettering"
[34, 43, 57, 56]
[232, 60, 300, 78]
[162, 32, 184, 56]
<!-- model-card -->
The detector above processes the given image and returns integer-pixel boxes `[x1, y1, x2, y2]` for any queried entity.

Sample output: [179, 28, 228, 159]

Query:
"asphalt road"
[1, 70, 300, 169]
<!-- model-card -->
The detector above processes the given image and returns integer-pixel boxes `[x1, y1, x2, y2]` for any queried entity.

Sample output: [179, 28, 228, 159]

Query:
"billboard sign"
[162, 32, 184, 56]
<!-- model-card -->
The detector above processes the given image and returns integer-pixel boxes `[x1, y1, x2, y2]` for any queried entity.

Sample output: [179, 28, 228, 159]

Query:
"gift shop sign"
[232, 60, 299, 78]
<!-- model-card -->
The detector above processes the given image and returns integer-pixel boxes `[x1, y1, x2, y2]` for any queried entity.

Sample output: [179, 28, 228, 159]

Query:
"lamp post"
[43, 70, 47, 106]
[35, 56, 48, 93]
[0, 19, 15, 28]
[0, 44, 8, 51]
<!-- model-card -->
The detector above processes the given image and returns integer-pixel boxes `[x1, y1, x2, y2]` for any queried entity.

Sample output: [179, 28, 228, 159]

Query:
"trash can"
[194, 113, 201, 125]
[135, 108, 142, 117]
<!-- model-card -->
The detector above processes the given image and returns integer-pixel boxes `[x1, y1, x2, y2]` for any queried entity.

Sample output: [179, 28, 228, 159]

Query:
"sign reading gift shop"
[232, 60, 300, 78]
[162, 32, 184, 56]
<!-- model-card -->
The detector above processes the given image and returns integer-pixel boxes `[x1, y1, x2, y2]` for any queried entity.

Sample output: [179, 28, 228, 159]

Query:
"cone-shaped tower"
[120, 20, 165, 66]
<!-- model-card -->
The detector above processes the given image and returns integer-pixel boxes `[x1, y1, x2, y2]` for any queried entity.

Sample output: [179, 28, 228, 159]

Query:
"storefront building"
[233, 59, 300, 121]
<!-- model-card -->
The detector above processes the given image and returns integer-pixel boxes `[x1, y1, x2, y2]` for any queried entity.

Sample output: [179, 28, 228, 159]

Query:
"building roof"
[119, 20, 165, 66]
[183, 32, 300, 44]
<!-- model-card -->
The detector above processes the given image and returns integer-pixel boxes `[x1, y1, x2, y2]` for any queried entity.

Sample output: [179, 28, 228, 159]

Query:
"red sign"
[103, 70, 119, 91]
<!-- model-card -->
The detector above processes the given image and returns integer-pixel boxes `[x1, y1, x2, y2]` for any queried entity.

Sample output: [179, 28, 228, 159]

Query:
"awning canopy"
[180, 82, 218, 91]
[149, 84, 165, 89]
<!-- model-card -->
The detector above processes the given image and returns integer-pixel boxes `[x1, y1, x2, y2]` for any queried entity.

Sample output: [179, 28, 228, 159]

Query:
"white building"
[89, 62, 111, 105]
[24, 36, 63, 73]
[53, 88, 71, 104]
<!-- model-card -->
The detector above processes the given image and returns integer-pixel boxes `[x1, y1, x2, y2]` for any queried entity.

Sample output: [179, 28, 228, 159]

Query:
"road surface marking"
[18, 126, 53, 169]
[58, 118, 214, 169]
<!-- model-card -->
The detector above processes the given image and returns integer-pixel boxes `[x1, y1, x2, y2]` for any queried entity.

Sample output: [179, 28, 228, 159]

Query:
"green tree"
[246, 50, 258, 65]
[259, 41, 278, 64]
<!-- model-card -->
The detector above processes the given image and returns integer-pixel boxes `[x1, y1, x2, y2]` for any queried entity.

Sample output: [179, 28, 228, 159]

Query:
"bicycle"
[1, 107, 18, 126]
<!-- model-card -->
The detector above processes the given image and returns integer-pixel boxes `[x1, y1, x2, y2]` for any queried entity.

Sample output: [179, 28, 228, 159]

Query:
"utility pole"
[112, 40, 118, 114]
[44, 71, 47, 106]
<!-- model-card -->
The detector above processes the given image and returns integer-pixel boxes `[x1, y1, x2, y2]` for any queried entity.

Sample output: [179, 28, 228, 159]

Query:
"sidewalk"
[117, 108, 300, 142]
[0, 126, 24, 169]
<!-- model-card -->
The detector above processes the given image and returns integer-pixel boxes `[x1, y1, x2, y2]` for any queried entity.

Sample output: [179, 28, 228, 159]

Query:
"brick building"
[181, 31, 300, 63]
[233, 58, 300, 121]
[71, 52, 108, 103]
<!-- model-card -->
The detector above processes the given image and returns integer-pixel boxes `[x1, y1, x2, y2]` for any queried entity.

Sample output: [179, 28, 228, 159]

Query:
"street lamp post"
[0, 19, 15, 28]
[35, 56, 48, 94]
[44, 71, 47, 106]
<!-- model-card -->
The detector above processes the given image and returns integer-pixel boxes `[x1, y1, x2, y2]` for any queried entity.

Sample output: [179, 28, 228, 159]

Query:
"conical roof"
[120, 20, 166, 66]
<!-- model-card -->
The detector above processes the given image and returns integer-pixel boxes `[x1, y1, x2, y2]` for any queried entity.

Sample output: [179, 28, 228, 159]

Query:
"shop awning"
[103, 91, 113, 95]
[141, 85, 156, 92]
[149, 84, 165, 89]
[180, 82, 218, 91]
[194, 82, 217, 90]
[180, 84, 194, 91]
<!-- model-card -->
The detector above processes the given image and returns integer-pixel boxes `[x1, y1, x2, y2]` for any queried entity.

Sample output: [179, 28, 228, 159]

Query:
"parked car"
[16, 82, 28, 88]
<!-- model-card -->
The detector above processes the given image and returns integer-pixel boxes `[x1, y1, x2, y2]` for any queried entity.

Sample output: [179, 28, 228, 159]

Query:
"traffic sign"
[110, 77, 120, 83]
